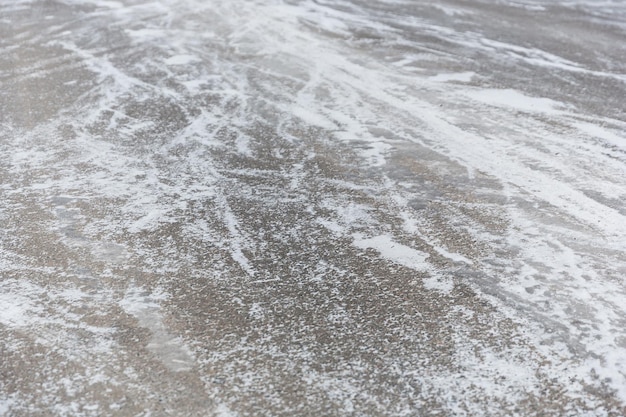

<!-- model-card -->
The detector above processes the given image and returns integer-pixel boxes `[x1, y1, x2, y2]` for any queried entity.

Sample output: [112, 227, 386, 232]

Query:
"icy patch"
[90, 241, 129, 264]
[120, 288, 195, 372]
[53, 201, 130, 264]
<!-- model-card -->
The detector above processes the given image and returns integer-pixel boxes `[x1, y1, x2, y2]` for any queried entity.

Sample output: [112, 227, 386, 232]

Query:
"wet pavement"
[1, 0, 626, 416]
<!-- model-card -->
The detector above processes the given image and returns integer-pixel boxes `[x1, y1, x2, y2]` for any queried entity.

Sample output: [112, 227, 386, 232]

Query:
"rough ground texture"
[1, 0, 626, 416]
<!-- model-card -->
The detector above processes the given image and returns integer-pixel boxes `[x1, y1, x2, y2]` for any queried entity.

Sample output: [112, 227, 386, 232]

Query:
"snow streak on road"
[1, 0, 626, 415]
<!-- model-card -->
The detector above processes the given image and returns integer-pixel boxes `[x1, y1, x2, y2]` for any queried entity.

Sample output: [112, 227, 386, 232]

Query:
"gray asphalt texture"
[1, 1, 626, 416]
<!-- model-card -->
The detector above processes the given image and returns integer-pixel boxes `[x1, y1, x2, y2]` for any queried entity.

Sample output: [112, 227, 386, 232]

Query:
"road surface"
[1, 0, 626, 415]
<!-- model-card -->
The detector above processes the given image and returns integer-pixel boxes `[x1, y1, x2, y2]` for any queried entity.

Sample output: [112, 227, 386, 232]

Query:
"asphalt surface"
[1, 0, 626, 416]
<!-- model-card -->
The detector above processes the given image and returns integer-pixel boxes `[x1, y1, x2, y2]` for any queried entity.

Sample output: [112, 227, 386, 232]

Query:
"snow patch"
[422, 275, 454, 294]
[464, 88, 564, 113]
[574, 121, 626, 150]
[165, 54, 201, 66]
[0, 280, 44, 327]
[429, 72, 476, 83]
[352, 234, 429, 271]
